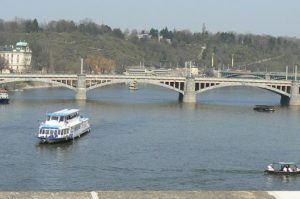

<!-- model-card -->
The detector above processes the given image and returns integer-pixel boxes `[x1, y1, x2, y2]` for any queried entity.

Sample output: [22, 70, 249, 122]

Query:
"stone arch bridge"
[0, 74, 300, 105]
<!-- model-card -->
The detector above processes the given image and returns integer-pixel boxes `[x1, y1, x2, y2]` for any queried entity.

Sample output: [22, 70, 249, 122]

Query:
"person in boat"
[288, 166, 293, 172]
[283, 166, 288, 172]
[267, 164, 274, 171]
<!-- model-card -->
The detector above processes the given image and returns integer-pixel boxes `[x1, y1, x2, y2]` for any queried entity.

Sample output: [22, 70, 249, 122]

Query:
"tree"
[32, 18, 39, 32]
[24, 19, 40, 33]
[0, 56, 7, 71]
[30, 42, 50, 71]
[79, 21, 99, 35]
[85, 55, 115, 74]
[218, 32, 235, 43]
[99, 24, 112, 34]
[24, 20, 33, 33]
[149, 28, 159, 38]
[112, 28, 124, 39]
[160, 27, 173, 40]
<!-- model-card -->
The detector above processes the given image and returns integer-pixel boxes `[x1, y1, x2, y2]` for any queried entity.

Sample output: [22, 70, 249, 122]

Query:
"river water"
[0, 84, 300, 191]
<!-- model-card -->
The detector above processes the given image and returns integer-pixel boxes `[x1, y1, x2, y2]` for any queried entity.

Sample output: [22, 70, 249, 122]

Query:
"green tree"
[32, 18, 39, 32]
[149, 28, 159, 38]
[112, 28, 124, 39]
[24, 19, 40, 33]
[160, 27, 173, 40]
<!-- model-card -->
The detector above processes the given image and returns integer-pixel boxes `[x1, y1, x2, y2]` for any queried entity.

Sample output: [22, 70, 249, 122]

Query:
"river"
[0, 84, 300, 191]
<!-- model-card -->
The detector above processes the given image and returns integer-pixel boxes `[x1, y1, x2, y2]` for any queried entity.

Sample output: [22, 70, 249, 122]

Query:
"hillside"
[0, 18, 300, 74]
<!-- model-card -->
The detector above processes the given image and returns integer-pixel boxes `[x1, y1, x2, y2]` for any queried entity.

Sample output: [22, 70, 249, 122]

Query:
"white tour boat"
[37, 109, 91, 143]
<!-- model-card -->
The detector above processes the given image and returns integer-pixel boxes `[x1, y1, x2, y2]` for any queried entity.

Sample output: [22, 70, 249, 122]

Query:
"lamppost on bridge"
[211, 52, 215, 68]
[294, 65, 298, 81]
[286, 65, 288, 80]
[80, 58, 84, 75]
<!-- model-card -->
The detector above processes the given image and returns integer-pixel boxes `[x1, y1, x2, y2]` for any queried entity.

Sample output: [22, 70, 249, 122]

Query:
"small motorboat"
[264, 162, 300, 175]
[128, 80, 138, 90]
[253, 105, 275, 112]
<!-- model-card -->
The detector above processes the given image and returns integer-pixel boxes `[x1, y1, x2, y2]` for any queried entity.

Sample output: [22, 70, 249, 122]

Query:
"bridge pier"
[289, 81, 300, 105]
[181, 77, 196, 103]
[280, 95, 290, 105]
[75, 74, 87, 100]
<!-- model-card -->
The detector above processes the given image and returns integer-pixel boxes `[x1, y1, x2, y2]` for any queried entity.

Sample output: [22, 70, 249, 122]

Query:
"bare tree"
[0, 56, 8, 72]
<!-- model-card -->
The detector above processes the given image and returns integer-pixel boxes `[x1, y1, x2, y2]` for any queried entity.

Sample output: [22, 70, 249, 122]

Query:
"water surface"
[0, 84, 299, 191]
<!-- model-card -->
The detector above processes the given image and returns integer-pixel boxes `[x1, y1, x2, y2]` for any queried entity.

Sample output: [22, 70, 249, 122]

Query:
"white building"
[0, 41, 32, 73]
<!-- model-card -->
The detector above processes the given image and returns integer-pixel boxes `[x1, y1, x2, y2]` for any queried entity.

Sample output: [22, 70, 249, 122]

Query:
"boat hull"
[253, 105, 275, 112]
[0, 99, 9, 104]
[264, 170, 300, 175]
[38, 127, 91, 144]
[253, 108, 275, 112]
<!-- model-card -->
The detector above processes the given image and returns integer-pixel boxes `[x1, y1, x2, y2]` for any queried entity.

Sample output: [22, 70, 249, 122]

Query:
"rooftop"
[47, 109, 79, 117]
[16, 41, 28, 47]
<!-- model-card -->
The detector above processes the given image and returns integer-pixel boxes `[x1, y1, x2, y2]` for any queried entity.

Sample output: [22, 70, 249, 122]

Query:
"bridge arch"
[0, 78, 76, 91]
[196, 82, 290, 97]
[86, 79, 184, 94]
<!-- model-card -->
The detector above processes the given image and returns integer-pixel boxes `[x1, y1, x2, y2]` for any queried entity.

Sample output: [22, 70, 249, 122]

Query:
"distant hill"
[0, 18, 299, 74]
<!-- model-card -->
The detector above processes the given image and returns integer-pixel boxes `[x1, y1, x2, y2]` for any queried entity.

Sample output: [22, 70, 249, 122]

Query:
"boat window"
[59, 117, 64, 122]
[47, 116, 50, 121]
[51, 116, 59, 121]
[45, 130, 49, 134]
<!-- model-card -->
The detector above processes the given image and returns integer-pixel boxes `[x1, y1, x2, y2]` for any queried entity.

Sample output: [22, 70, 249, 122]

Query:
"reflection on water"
[1, 85, 300, 191]
[265, 174, 299, 189]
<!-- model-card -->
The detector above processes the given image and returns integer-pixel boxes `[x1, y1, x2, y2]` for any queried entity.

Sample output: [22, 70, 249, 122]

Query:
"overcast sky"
[2, 0, 300, 37]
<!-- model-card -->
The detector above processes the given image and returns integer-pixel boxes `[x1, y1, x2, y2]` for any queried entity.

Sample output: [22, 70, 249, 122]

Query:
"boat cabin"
[46, 109, 79, 122]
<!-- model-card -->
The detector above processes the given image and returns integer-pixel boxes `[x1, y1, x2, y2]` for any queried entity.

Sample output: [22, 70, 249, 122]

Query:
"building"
[0, 41, 32, 73]
[137, 33, 152, 40]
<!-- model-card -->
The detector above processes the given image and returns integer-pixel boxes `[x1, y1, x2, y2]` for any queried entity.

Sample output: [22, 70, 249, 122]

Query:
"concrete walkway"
[268, 191, 300, 199]
[0, 191, 281, 199]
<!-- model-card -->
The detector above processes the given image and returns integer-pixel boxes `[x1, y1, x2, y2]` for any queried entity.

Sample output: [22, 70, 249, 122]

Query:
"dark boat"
[264, 162, 300, 175]
[0, 88, 9, 104]
[253, 105, 275, 112]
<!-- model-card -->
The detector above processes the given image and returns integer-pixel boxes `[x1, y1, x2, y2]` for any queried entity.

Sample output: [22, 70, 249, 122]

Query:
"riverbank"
[5, 82, 60, 91]
[0, 191, 278, 199]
